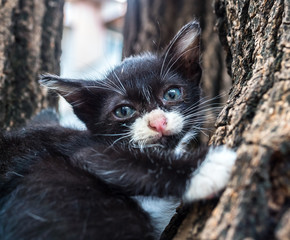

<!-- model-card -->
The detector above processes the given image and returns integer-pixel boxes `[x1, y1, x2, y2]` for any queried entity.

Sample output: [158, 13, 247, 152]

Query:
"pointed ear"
[160, 21, 201, 83]
[39, 74, 85, 104]
[39, 74, 98, 129]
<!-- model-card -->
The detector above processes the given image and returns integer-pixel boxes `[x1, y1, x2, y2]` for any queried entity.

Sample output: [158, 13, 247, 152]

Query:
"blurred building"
[62, 0, 126, 77]
[59, 0, 126, 128]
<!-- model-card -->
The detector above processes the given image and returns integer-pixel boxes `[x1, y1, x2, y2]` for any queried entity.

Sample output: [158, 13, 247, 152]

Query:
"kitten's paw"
[183, 146, 236, 202]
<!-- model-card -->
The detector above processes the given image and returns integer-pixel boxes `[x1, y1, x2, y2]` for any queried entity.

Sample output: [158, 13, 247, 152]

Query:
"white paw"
[183, 146, 236, 202]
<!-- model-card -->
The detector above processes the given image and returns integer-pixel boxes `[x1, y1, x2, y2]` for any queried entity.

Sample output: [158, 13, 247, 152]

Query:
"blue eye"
[114, 106, 135, 119]
[163, 88, 182, 101]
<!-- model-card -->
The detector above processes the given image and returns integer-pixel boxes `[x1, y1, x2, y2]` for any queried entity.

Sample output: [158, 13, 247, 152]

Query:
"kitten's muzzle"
[130, 108, 184, 146]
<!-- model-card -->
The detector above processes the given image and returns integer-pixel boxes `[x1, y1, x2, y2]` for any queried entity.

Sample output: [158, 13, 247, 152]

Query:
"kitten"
[0, 21, 236, 240]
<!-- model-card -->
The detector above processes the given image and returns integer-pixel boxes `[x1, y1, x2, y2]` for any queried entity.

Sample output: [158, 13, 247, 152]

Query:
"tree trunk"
[173, 0, 290, 239]
[123, 0, 230, 144]
[122, 0, 203, 57]
[0, 0, 64, 130]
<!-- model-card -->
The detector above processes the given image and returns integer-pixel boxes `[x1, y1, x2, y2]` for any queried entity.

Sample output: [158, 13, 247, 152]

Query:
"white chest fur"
[133, 196, 180, 239]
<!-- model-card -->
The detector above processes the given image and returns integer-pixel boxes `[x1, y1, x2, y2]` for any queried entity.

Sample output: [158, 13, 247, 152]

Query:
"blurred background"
[60, 0, 126, 128]
[61, 0, 125, 77]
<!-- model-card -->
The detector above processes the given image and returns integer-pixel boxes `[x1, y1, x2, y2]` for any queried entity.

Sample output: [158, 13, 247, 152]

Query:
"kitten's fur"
[0, 22, 236, 240]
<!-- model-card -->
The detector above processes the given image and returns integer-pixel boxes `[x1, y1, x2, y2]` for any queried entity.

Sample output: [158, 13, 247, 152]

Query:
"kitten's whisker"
[198, 91, 228, 103]
[193, 93, 226, 106]
[160, 29, 183, 78]
[70, 100, 85, 107]
[141, 144, 164, 149]
[182, 96, 224, 115]
[183, 110, 220, 119]
[161, 72, 179, 83]
[183, 111, 222, 121]
[141, 85, 152, 103]
[111, 134, 131, 146]
[187, 105, 223, 112]
[184, 112, 221, 121]
[61, 88, 82, 98]
[185, 121, 215, 127]
[103, 76, 125, 95]
[182, 103, 216, 115]
[189, 125, 212, 131]
[197, 101, 224, 108]
[199, 129, 210, 138]
[183, 107, 223, 119]
[86, 84, 124, 96]
[89, 75, 124, 95]
[111, 70, 127, 95]
[133, 142, 164, 149]
[187, 121, 215, 126]
[121, 124, 132, 129]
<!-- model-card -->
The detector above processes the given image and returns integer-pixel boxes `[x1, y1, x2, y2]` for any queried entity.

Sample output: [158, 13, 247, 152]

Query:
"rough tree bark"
[122, 0, 230, 144]
[0, 0, 64, 130]
[172, 0, 290, 239]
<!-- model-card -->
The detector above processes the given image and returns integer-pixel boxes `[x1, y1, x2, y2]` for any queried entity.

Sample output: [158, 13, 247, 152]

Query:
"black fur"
[0, 21, 209, 240]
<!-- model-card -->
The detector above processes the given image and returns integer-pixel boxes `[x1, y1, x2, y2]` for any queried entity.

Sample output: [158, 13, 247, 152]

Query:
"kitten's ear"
[39, 74, 97, 129]
[39, 74, 85, 104]
[160, 21, 201, 83]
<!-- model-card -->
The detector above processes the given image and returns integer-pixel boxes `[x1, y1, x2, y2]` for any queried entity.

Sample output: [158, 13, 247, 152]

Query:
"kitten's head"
[41, 21, 202, 149]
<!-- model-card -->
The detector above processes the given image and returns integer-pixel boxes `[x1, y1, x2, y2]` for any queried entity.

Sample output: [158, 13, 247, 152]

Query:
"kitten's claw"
[183, 146, 236, 202]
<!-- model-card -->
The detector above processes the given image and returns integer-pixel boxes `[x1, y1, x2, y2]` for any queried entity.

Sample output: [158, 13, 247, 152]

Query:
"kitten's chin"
[138, 135, 180, 149]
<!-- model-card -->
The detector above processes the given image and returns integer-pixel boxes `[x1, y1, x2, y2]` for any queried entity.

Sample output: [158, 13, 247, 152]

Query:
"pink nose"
[149, 117, 167, 133]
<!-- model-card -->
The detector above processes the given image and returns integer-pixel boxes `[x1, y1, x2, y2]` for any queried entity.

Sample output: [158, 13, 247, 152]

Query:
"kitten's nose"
[149, 116, 167, 133]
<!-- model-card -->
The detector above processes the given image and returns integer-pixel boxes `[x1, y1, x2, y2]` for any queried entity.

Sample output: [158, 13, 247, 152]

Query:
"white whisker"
[182, 96, 224, 115]
[111, 70, 127, 95]
[112, 134, 131, 146]
[160, 30, 182, 78]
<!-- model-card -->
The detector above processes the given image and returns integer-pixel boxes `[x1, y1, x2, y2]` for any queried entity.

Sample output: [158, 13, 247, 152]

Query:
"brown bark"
[0, 0, 64, 130]
[173, 0, 290, 239]
[122, 0, 203, 58]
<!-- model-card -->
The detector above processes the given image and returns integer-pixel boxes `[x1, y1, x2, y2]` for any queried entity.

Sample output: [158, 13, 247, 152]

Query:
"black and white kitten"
[0, 21, 236, 240]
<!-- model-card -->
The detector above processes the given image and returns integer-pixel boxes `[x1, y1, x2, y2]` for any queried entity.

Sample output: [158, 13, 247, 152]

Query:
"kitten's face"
[95, 55, 201, 148]
[41, 21, 202, 149]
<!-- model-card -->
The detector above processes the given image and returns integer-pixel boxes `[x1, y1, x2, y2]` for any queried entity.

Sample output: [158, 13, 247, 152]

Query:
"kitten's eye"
[114, 106, 135, 119]
[163, 88, 182, 101]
